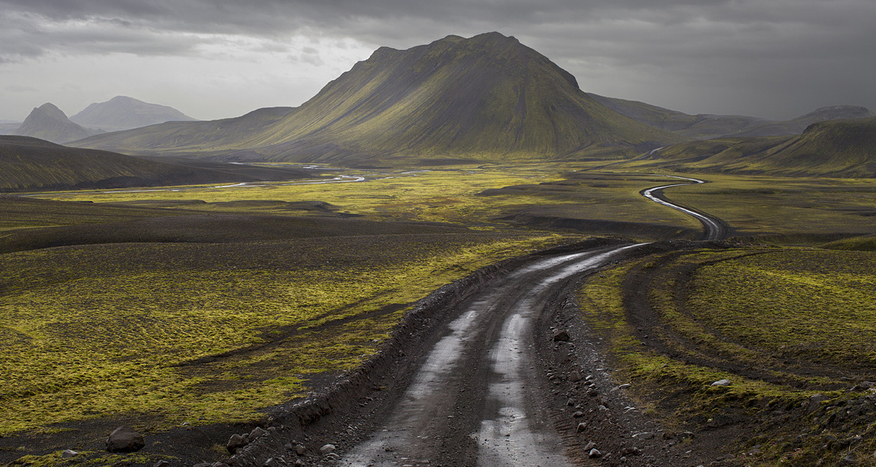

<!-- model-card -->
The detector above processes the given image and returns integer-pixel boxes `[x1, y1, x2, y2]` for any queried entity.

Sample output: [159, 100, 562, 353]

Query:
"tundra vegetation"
[3, 162, 876, 466]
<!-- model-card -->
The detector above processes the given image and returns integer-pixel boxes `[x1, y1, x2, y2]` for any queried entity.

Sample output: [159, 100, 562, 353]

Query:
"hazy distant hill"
[0, 136, 308, 192]
[588, 93, 873, 140]
[644, 116, 876, 177]
[71, 96, 197, 132]
[75, 33, 684, 165]
[0, 120, 20, 135]
[12, 103, 101, 144]
[734, 105, 874, 138]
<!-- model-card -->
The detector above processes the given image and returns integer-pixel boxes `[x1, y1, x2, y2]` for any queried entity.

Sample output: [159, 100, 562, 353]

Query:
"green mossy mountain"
[75, 33, 684, 165]
[645, 116, 876, 177]
[0, 136, 306, 192]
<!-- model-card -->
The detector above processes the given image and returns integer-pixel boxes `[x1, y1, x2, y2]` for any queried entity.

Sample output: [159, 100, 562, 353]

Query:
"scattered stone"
[633, 431, 655, 440]
[294, 460, 306, 466]
[573, 411, 585, 418]
[711, 379, 731, 387]
[264, 457, 286, 467]
[106, 426, 145, 453]
[583, 441, 596, 451]
[248, 426, 267, 442]
[576, 422, 587, 433]
[589, 448, 602, 458]
[617, 383, 631, 390]
[153, 461, 170, 467]
[319, 444, 337, 455]
[552, 330, 570, 342]
[622, 447, 642, 456]
[227, 434, 249, 453]
[570, 370, 583, 382]
[295, 444, 307, 455]
[566, 398, 575, 407]
[61, 450, 78, 458]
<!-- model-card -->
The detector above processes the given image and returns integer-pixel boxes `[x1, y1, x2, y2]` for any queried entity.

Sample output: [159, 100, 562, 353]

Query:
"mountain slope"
[588, 93, 873, 140]
[71, 96, 197, 132]
[0, 136, 306, 192]
[734, 105, 874, 138]
[75, 33, 684, 165]
[12, 103, 100, 144]
[641, 116, 876, 177]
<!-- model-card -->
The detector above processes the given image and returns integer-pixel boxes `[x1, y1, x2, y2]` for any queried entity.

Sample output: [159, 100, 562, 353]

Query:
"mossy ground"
[578, 246, 876, 466]
[4, 162, 876, 464]
[0, 233, 561, 436]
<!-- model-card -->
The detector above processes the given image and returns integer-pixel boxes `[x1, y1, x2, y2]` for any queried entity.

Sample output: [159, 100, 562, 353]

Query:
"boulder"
[106, 426, 145, 453]
[227, 433, 249, 453]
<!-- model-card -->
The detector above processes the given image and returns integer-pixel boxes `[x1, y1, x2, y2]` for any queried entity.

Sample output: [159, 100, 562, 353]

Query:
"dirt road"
[334, 244, 646, 466]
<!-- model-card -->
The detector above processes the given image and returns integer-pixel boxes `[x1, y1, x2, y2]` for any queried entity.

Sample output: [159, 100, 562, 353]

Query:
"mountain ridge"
[638, 116, 876, 177]
[12, 103, 101, 144]
[70, 96, 197, 132]
[0, 135, 309, 192]
[588, 93, 873, 140]
[74, 32, 684, 165]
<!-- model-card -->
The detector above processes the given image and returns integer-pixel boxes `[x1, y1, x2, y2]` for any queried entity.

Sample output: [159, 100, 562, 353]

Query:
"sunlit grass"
[0, 233, 561, 434]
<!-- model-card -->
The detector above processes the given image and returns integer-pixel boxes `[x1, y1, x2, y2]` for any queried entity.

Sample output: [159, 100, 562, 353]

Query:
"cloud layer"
[1, 0, 874, 121]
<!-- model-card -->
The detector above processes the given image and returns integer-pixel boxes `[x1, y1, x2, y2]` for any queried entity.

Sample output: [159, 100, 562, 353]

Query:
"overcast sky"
[1, 0, 874, 122]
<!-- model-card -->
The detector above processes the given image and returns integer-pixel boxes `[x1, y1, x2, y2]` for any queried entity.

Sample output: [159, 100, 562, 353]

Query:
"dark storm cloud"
[1, 0, 874, 118]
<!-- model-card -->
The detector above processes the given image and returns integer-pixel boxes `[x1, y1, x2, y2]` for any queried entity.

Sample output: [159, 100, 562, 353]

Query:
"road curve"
[337, 244, 646, 467]
[640, 175, 726, 241]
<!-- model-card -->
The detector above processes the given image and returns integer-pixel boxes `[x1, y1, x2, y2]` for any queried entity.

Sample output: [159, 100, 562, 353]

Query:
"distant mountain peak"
[12, 102, 98, 144]
[71, 96, 196, 132]
[36, 102, 68, 120]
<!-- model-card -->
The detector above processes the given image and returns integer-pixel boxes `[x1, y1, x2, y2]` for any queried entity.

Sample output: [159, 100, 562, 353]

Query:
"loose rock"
[320, 444, 337, 455]
[711, 379, 731, 387]
[295, 444, 307, 455]
[227, 433, 249, 453]
[576, 422, 587, 433]
[589, 448, 602, 458]
[248, 426, 267, 442]
[552, 330, 570, 342]
[106, 426, 145, 453]
[61, 450, 78, 458]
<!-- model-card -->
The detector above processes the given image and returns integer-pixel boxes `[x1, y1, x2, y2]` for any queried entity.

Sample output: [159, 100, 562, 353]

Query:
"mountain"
[0, 136, 308, 192]
[641, 116, 876, 177]
[75, 33, 684, 165]
[588, 93, 873, 140]
[12, 103, 101, 144]
[71, 96, 197, 132]
[733, 105, 874, 138]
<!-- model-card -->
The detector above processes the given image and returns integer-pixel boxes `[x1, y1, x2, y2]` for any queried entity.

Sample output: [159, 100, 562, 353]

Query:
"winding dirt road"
[337, 244, 645, 466]
[328, 179, 725, 466]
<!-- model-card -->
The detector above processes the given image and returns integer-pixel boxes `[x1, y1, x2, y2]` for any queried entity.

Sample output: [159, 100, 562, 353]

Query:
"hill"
[641, 116, 876, 177]
[588, 93, 872, 140]
[0, 136, 308, 192]
[71, 96, 198, 132]
[75, 33, 684, 165]
[734, 105, 874, 137]
[12, 103, 101, 144]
